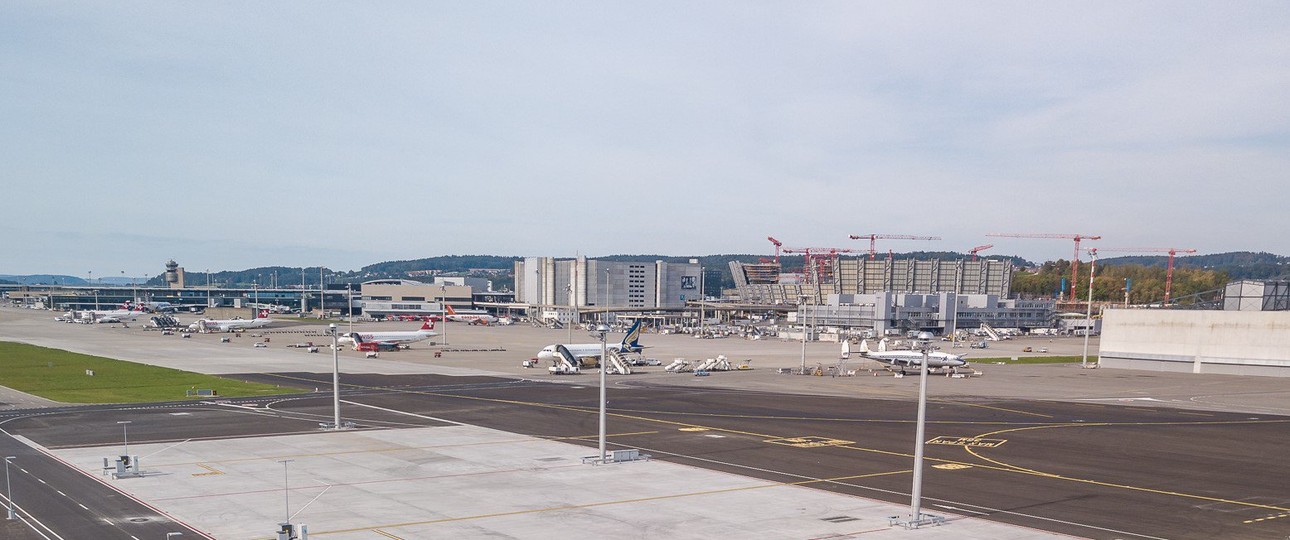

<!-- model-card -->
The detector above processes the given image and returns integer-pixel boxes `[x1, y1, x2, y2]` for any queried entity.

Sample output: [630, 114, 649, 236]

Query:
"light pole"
[330, 323, 342, 429]
[278, 459, 293, 526]
[117, 420, 132, 457]
[439, 286, 448, 346]
[799, 295, 808, 375]
[565, 284, 574, 343]
[895, 331, 942, 528]
[597, 324, 609, 462]
[5, 456, 14, 520]
[1082, 249, 1098, 368]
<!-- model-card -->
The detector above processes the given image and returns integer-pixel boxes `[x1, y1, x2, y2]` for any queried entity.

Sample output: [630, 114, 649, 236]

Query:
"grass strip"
[0, 341, 303, 403]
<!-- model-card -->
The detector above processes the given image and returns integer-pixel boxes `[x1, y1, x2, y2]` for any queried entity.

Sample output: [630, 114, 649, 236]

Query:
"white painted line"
[341, 400, 470, 426]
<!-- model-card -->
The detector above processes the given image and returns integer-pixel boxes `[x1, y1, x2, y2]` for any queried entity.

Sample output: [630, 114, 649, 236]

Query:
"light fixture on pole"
[4, 456, 14, 520]
[891, 332, 944, 529]
[798, 295, 809, 375]
[277, 459, 293, 529]
[329, 323, 342, 429]
[597, 324, 609, 462]
[117, 420, 132, 457]
[439, 286, 448, 346]
[1082, 248, 1098, 368]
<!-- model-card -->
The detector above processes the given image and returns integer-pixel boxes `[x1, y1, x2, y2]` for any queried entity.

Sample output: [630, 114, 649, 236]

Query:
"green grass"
[972, 355, 1096, 365]
[0, 341, 304, 403]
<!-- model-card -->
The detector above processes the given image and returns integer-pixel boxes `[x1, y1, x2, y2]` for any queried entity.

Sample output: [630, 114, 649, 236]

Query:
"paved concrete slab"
[51, 425, 1071, 539]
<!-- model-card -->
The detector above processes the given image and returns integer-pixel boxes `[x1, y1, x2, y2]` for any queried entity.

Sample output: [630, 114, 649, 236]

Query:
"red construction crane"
[848, 234, 941, 260]
[767, 237, 782, 264]
[777, 243, 857, 285]
[1095, 247, 1198, 304]
[968, 244, 994, 261]
[987, 233, 1101, 301]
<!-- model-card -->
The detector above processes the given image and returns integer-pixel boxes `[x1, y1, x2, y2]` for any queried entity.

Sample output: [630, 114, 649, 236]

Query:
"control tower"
[164, 259, 186, 289]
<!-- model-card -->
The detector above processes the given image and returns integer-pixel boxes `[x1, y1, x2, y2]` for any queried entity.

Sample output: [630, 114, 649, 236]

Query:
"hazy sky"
[3, 2, 1287, 277]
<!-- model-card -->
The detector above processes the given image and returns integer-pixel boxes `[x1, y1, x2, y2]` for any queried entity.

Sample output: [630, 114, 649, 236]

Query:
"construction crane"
[848, 234, 941, 260]
[968, 244, 994, 261]
[767, 237, 782, 264]
[1096, 247, 1198, 304]
[987, 233, 1101, 301]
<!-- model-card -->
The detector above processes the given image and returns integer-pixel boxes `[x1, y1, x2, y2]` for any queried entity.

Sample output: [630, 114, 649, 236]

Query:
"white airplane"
[857, 338, 969, 374]
[444, 305, 498, 325]
[537, 320, 646, 363]
[337, 321, 437, 349]
[74, 303, 147, 323]
[189, 309, 277, 332]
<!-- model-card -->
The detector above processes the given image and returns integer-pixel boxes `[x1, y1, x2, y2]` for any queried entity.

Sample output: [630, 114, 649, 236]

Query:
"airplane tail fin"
[257, 309, 269, 319]
[445, 305, 457, 315]
[859, 339, 870, 353]
[878, 338, 888, 352]
[620, 320, 645, 351]
[421, 321, 435, 331]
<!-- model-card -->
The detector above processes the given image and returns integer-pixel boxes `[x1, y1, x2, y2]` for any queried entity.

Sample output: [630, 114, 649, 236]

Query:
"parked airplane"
[336, 321, 437, 350]
[71, 303, 147, 323]
[444, 305, 498, 325]
[188, 309, 276, 332]
[537, 320, 646, 363]
[857, 338, 968, 374]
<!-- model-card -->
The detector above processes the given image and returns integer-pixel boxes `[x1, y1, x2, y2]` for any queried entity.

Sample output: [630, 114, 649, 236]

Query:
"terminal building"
[514, 257, 701, 324]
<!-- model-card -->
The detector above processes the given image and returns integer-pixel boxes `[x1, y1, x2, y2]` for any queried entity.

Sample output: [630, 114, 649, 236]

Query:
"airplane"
[73, 303, 147, 323]
[188, 309, 276, 332]
[444, 305, 498, 325]
[857, 338, 969, 374]
[337, 321, 437, 350]
[536, 320, 646, 364]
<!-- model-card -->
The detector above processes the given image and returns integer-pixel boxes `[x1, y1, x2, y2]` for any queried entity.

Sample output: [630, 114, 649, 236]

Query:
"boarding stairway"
[604, 350, 633, 375]
[979, 323, 1002, 341]
[547, 344, 581, 375]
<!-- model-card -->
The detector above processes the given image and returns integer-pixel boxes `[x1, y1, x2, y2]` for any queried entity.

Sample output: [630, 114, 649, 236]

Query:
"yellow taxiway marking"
[254, 372, 1290, 518]
[963, 423, 1290, 514]
[927, 436, 1006, 448]
[371, 530, 404, 539]
[678, 427, 710, 432]
[955, 402, 1054, 418]
[191, 463, 224, 477]
[1244, 512, 1290, 524]
[764, 436, 855, 448]
[933, 463, 973, 470]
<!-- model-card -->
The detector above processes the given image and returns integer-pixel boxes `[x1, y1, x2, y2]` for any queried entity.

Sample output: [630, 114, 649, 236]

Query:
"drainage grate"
[821, 516, 860, 523]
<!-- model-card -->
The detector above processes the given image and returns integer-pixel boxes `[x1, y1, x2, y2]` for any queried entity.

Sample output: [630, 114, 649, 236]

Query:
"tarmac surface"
[3, 306, 1290, 539]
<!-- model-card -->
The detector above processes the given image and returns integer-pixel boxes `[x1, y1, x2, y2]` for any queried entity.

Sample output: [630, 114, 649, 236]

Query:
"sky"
[2, 2, 1287, 278]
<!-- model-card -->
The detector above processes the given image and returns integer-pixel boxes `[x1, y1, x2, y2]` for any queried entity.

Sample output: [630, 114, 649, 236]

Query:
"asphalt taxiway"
[3, 306, 1290, 539]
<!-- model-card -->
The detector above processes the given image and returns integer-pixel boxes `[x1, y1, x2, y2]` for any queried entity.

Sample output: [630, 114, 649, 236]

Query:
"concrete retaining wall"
[1100, 309, 1290, 377]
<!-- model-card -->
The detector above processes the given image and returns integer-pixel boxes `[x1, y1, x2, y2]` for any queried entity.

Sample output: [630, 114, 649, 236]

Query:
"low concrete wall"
[1100, 309, 1290, 377]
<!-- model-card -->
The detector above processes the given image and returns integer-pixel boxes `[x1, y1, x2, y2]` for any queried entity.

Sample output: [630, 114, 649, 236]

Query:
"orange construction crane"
[968, 244, 994, 261]
[987, 233, 1101, 301]
[773, 241, 857, 285]
[1096, 247, 1198, 304]
[848, 234, 941, 260]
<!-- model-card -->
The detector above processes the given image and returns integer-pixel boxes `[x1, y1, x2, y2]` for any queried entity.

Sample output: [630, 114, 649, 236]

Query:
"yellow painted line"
[1244, 512, 1290, 523]
[963, 423, 1290, 514]
[955, 402, 1054, 418]
[559, 431, 659, 440]
[191, 463, 224, 477]
[255, 372, 1290, 516]
[372, 529, 403, 539]
[678, 427, 709, 432]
